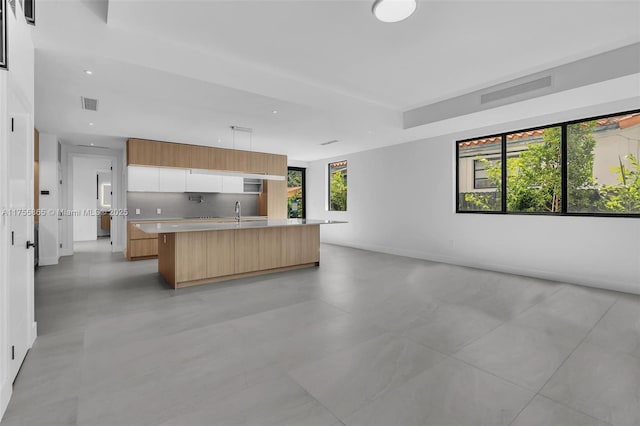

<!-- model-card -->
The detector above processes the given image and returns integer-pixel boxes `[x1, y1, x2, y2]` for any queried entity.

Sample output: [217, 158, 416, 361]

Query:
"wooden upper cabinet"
[210, 147, 234, 171]
[268, 154, 287, 176]
[190, 145, 210, 170]
[249, 152, 270, 174]
[128, 139, 189, 168]
[232, 150, 250, 173]
[159, 142, 190, 168]
[127, 139, 158, 166]
[127, 139, 287, 177]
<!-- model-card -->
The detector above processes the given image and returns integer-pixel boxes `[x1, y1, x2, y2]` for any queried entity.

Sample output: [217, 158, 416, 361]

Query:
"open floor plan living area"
[0, 0, 639, 425]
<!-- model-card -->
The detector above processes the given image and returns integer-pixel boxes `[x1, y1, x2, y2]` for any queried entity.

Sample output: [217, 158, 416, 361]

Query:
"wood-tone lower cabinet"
[175, 232, 208, 282]
[129, 239, 158, 258]
[234, 228, 261, 274]
[127, 222, 159, 260]
[258, 228, 282, 271]
[206, 230, 236, 278]
[282, 226, 320, 266]
[158, 225, 320, 288]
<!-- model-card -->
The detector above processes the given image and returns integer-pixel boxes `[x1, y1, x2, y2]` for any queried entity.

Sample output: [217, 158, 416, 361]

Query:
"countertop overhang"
[136, 219, 346, 234]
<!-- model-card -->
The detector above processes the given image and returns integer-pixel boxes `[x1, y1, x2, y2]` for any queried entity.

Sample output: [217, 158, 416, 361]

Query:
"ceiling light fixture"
[84, 70, 93, 75]
[272, 110, 278, 114]
[89, 122, 94, 126]
[372, 0, 417, 23]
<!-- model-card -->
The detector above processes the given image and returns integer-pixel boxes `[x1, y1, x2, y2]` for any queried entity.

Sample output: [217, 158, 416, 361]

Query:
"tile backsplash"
[127, 192, 259, 220]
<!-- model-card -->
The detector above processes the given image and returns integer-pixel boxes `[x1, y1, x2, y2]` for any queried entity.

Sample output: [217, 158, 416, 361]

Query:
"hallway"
[2, 245, 639, 425]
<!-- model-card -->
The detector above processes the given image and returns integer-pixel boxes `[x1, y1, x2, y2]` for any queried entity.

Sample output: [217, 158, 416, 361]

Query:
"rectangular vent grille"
[481, 76, 552, 104]
[81, 97, 99, 111]
[320, 139, 339, 146]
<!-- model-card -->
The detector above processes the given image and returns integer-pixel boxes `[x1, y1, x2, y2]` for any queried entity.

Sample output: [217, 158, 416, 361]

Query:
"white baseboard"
[38, 256, 59, 266]
[322, 240, 640, 296]
[0, 378, 12, 423]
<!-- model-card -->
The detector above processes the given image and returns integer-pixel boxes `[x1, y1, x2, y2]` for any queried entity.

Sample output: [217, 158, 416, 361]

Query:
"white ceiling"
[33, 0, 640, 161]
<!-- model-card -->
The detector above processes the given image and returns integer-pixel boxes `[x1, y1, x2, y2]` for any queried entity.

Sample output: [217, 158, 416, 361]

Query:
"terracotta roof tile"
[459, 113, 639, 148]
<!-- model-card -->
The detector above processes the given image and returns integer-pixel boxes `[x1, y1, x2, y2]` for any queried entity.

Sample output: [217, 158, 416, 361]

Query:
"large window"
[457, 110, 640, 217]
[506, 126, 562, 213]
[458, 137, 501, 212]
[328, 160, 347, 211]
[568, 114, 640, 214]
[287, 167, 305, 219]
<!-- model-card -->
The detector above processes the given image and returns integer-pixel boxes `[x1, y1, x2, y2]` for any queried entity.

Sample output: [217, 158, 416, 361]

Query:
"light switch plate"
[135, 209, 141, 215]
[156, 208, 162, 215]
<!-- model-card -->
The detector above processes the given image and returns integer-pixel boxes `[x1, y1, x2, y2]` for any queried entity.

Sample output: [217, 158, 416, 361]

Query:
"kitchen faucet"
[234, 201, 241, 223]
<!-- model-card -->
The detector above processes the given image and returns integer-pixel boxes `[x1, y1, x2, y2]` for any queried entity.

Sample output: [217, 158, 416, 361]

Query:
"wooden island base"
[157, 225, 320, 289]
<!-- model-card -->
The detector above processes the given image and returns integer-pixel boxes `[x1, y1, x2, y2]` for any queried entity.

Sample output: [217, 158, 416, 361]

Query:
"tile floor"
[2, 241, 639, 426]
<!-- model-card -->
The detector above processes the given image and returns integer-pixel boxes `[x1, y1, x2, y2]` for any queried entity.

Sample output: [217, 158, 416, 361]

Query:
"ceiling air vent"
[480, 76, 552, 104]
[320, 139, 339, 146]
[81, 97, 99, 111]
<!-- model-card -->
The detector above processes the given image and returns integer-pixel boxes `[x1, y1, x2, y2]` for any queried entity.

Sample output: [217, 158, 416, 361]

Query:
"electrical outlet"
[156, 208, 162, 215]
[135, 209, 141, 215]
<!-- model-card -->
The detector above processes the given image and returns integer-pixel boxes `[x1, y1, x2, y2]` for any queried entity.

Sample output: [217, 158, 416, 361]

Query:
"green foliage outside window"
[287, 169, 304, 218]
[329, 170, 347, 211]
[464, 121, 640, 214]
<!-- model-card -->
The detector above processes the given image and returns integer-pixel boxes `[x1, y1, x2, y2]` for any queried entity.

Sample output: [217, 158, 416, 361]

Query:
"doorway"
[287, 167, 306, 219]
[71, 156, 112, 252]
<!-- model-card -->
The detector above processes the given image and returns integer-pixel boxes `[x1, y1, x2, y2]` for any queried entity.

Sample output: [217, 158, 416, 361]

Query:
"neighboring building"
[458, 113, 640, 194]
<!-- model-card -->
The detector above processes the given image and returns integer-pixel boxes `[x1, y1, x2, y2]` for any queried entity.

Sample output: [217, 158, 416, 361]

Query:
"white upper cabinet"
[128, 167, 250, 194]
[222, 176, 244, 193]
[128, 166, 159, 192]
[158, 168, 187, 192]
[186, 172, 223, 193]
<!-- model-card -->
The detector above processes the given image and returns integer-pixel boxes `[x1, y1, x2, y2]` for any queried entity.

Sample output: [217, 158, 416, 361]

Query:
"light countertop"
[136, 219, 346, 234]
[128, 216, 267, 223]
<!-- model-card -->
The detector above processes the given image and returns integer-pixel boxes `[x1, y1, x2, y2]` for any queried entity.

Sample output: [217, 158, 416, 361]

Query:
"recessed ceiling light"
[89, 122, 94, 126]
[90, 143, 95, 146]
[84, 70, 93, 75]
[272, 110, 278, 114]
[372, 0, 417, 23]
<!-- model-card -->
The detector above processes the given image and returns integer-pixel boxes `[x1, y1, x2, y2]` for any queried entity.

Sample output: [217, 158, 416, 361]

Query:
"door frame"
[60, 145, 125, 256]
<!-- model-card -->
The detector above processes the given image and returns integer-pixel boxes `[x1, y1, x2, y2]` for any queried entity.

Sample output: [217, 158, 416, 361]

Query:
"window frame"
[456, 108, 640, 218]
[287, 166, 306, 219]
[1, 0, 7, 70]
[328, 160, 347, 212]
[24, 0, 34, 25]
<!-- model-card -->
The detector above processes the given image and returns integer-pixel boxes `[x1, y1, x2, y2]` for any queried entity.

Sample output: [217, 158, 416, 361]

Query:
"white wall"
[38, 134, 60, 265]
[72, 157, 112, 242]
[0, 2, 35, 420]
[308, 101, 640, 295]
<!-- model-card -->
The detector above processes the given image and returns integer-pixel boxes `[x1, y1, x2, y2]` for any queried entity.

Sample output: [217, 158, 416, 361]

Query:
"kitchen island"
[136, 219, 343, 288]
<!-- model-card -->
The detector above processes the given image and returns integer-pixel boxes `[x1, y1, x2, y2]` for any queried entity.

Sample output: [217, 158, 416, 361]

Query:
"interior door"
[7, 113, 34, 382]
